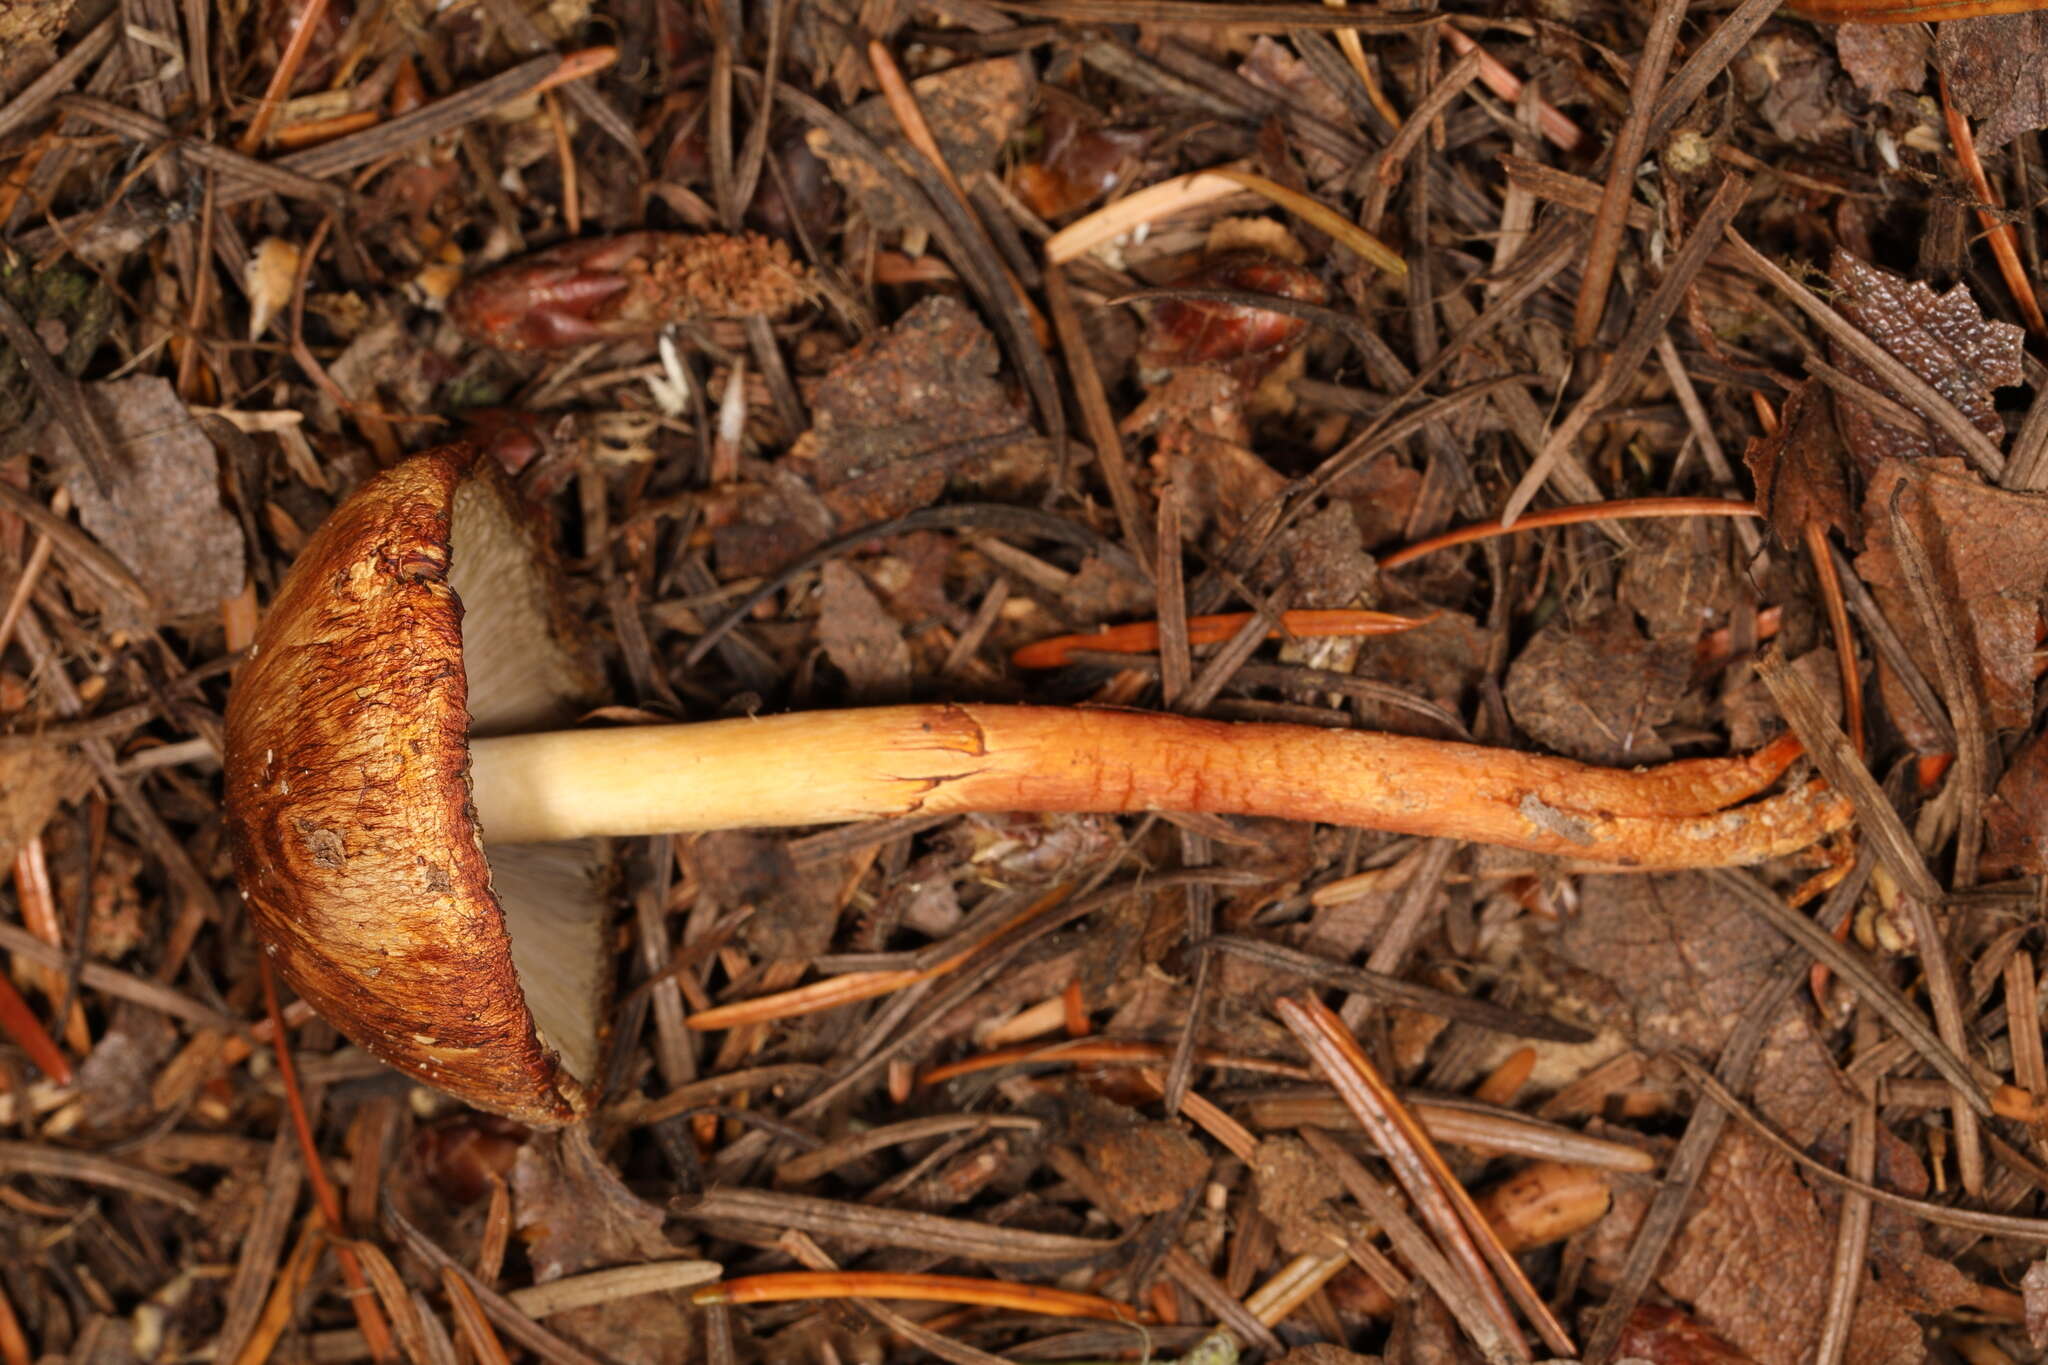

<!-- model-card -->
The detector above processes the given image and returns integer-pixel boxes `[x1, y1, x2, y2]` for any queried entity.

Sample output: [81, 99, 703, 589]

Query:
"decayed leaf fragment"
[1984, 725, 2048, 876]
[1736, 32, 1853, 143]
[1827, 251, 2024, 472]
[1238, 37, 1354, 181]
[1834, 23, 1928, 101]
[53, 375, 245, 621]
[511, 1128, 695, 1364]
[0, 0, 71, 45]
[815, 560, 912, 703]
[1503, 605, 1693, 765]
[2025, 1258, 2048, 1348]
[1937, 13, 2048, 153]
[1547, 872, 1858, 1143]
[1615, 1304, 1761, 1365]
[1589, 1127, 1971, 1365]
[811, 57, 1035, 230]
[1855, 458, 2048, 740]
[1067, 1089, 1209, 1217]
[1252, 1136, 1356, 1255]
[1743, 378, 1856, 548]
[0, 748, 87, 868]
[787, 295, 1041, 522]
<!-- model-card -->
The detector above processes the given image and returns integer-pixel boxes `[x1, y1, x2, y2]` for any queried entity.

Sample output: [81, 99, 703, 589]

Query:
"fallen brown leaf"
[1743, 378, 1855, 549]
[1834, 23, 1928, 100]
[815, 57, 1035, 231]
[789, 296, 1044, 528]
[1589, 1127, 1963, 1365]
[1504, 605, 1691, 765]
[1984, 725, 2048, 876]
[0, 747, 86, 867]
[817, 560, 912, 703]
[1548, 873, 1856, 1143]
[1066, 1089, 1209, 1218]
[1828, 252, 2023, 474]
[1937, 13, 2048, 152]
[1855, 457, 2048, 739]
[54, 377, 244, 622]
[511, 1128, 696, 1365]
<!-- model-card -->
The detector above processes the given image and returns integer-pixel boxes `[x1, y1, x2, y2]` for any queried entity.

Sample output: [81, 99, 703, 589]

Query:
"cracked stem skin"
[468, 707, 1848, 867]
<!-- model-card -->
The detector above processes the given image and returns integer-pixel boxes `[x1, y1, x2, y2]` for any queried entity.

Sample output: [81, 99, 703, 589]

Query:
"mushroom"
[223, 445, 1850, 1124]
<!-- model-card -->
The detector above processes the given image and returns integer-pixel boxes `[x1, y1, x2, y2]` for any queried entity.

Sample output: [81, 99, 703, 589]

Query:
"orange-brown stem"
[468, 706, 1846, 868]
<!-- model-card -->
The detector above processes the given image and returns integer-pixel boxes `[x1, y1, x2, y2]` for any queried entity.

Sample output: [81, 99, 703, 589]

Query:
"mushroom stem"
[467, 705, 1847, 867]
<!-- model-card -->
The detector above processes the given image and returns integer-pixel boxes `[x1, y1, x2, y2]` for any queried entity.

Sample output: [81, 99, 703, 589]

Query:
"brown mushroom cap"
[223, 445, 608, 1125]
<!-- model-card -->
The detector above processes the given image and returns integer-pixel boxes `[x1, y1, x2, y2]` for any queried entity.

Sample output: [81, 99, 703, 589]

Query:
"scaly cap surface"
[223, 445, 604, 1124]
